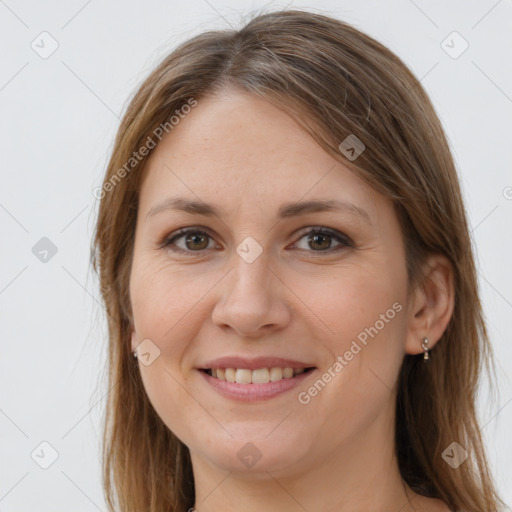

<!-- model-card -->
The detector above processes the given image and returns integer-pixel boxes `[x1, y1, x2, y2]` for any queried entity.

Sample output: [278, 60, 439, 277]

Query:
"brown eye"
[293, 228, 351, 253]
[183, 232, 210, 250]
[163, 228, 215, 253]
[307, 232, 332, 251]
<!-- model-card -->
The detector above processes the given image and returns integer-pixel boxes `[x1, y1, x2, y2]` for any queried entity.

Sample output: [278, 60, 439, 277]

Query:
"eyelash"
[159, 226, 353, 256]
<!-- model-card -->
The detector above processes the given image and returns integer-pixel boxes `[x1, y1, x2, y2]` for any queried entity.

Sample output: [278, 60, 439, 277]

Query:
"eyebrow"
[145, 197, 372, 224]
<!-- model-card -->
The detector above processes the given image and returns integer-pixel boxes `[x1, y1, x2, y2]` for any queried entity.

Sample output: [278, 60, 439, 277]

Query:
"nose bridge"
[228, 245, 275, 309]
[232, 247, 271, 294]
[211, 244, 290, 336]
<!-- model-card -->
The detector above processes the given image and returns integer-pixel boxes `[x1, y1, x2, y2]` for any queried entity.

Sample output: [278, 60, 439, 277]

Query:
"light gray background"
[0, 1, 511, 510]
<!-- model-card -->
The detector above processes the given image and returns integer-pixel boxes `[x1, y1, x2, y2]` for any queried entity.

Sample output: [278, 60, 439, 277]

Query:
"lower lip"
[198, 369, 316, 402]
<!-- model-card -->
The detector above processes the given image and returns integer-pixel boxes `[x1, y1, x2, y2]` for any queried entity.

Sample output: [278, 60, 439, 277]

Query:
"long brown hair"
[91, 9, 504, 512]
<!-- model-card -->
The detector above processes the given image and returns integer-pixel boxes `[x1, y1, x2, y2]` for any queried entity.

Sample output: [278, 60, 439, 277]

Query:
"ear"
[405, 253, 455, 355]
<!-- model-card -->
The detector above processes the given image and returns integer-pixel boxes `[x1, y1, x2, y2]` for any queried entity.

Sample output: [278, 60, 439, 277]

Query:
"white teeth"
[235, 368, 252, 384]
[269, 367, 283, 381]
[251, 368, 270, 384]
[283, 367, 294, 379]
[208, 366, 310, 384]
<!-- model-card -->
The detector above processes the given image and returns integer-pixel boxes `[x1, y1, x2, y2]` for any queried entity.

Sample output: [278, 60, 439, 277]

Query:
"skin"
[129, 88, 454, 512]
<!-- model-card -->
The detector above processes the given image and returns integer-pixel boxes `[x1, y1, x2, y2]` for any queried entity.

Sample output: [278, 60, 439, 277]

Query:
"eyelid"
[290, 226, 353, 250]
[161, 226, 218, 254]
[160, 225, 353, 254]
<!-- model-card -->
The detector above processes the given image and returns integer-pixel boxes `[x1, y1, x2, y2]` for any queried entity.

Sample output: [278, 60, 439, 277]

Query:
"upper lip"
[199, 356, 316, 371]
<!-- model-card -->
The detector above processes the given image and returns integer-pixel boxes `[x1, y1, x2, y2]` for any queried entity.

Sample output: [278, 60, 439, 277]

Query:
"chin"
[193, 429, 312, 476]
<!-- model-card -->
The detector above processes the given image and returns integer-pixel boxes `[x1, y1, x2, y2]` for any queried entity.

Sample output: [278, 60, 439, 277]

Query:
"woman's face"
[129, 89, 414, 475]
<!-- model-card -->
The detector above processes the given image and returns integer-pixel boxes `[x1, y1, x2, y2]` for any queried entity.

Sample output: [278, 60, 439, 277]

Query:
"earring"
[133, 349, 138, 359]
[421, 337, 429, 361]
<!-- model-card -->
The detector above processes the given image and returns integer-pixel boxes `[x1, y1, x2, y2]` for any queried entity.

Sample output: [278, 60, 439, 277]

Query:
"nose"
[211, 251, 291, 338]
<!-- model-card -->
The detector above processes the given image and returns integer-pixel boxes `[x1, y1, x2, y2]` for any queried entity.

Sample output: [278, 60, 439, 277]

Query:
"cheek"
[294, 272, 406, 442]
[130, 255, 215, 344]
[129, 258, 210, 441]
[292, 262, 405, 346]
[292, 262, 407, 403]
[129, 255, 226, 426]
[137, 359, 214, 449]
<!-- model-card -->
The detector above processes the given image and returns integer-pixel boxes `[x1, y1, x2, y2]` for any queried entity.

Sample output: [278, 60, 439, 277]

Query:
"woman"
[91, 9, 505, 512]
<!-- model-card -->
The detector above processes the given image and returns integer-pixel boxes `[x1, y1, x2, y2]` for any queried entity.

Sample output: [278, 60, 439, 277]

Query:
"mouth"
[196, 356, 318, 401]
[199, 366, 316, 384]
[197, 362, 318, 402]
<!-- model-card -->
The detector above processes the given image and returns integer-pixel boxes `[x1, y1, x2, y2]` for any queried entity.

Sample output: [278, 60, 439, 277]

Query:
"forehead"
[138, 90, 383, 222]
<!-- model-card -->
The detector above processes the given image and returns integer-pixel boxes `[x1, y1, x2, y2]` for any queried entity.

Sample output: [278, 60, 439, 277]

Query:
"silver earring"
[133, 350, 138, 359]
[421, 337, 429, 361]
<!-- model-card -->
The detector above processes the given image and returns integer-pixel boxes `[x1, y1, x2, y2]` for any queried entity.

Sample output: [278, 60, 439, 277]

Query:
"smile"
[200, 367, 315, 384]
[198, 366, 317, 401]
